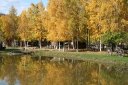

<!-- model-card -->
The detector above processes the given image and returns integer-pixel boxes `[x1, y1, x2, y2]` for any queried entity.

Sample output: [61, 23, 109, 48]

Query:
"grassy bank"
[0, 47, 22, 53]
[1, 47, 128, 67]
[35, 50, 128, 66]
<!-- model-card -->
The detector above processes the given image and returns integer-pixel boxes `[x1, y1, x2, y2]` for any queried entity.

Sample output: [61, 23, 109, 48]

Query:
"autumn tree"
[0, 6, 18, 46]
[1, 0, 128, 50]
[64, 0, 88, 51]
[36, 2, 47, 49]
[0, 16, 3, 49]
[27, 2, 47, 48]
[101, 0, 128, 48]
[9, 6, 19, 43]
[64, 0, 78, 50]
[18, 10, 30, 49]
[47, 0, 59, 50]
[86, 0, 128, 50]
[0, 15, 13, 41]
[47, 0, 72, 51]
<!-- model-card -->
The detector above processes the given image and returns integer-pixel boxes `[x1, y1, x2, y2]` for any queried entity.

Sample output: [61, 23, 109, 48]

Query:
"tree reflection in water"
[0, 55, 128, 85]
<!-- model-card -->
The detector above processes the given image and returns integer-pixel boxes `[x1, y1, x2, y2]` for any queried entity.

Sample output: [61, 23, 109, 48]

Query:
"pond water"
[0, 55, 128, 85]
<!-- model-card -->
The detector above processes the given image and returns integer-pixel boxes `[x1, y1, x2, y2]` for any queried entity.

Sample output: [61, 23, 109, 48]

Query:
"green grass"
[0, 47, 22, 53]
[6, 47, 22, 49]
[1, 47, 128, 67]
[34, 50, 128, 66]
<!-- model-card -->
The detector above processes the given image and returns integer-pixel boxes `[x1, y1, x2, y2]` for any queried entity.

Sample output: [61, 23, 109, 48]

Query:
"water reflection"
[0, 55, 128, 85]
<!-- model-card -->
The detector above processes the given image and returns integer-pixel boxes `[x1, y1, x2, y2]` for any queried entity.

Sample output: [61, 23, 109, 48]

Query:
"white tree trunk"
[63, 41, 65, 52]
[39, 40, 42, 49]
[59, 41, 61, 51]
[27, 41, 28, 47]
[24, 38, 27, 51]
[100, 39, 102, 52]
[68, 41, 70, 50]
[76, 39, 78, 52]
[72, 39, 75, 49]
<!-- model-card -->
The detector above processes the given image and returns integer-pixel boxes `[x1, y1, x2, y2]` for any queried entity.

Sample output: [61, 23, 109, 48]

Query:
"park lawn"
[0, 47, 128, 67]
[35, 50, 128, 65]
[0, 47, 22, 53]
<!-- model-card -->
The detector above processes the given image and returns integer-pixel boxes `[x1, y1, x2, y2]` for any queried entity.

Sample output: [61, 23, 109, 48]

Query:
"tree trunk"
[20, 41, 22, 47]
[63, 41, 65, 52]
[112, 43, 116, 52]
[59, 41, 61, 51]
[24, 39, 26, 51]
[68, 41, 70, 51]
[76, 39, 78, 52]
[27, 41, 28, 47]
[76, 33, 78, 52]
[100, 39, 102, 52]
[14, 40, 15, 47]
[72, 39, 75, 49]
[39, 40, 42, 49]
[0, 41, 2, 50]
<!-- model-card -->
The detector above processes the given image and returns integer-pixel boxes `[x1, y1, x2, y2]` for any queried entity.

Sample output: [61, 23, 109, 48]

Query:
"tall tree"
[27, 2, 47, 48]
[47, 0, 72, 51]
[36, 2, 47, 49]
[0, 6, 18, 46]
[64, 0, 88, 51]
[86, 0, 128, 50]
[9, 6, 18, 40]
[0, 15, 13, 41]
[47, 0, 58, 42]
[64, 0, 78, 50]
[18, 10, 30, 49]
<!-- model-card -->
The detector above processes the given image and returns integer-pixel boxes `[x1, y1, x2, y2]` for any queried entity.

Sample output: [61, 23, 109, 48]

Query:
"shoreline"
[38, 50, 128, 68]
[1, 48, 128, 68]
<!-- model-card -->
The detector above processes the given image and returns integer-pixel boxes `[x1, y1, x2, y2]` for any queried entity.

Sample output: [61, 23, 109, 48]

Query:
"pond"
[0, 55, 128, 85]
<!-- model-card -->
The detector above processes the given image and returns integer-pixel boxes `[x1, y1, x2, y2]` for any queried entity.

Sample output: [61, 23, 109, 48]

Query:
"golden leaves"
[86, 0, 128, 41]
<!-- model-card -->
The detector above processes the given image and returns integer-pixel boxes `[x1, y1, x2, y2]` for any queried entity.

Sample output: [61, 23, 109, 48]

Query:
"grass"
[35, 50, 128, 64]
[1, 47, 128, 67]
[0, 47, 22, 53]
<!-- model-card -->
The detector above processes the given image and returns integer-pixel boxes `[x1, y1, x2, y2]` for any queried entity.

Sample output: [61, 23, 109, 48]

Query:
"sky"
[0, 0, 48, 15]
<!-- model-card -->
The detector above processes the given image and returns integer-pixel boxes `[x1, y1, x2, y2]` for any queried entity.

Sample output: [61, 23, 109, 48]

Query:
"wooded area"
[0, 0, 128, 51]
